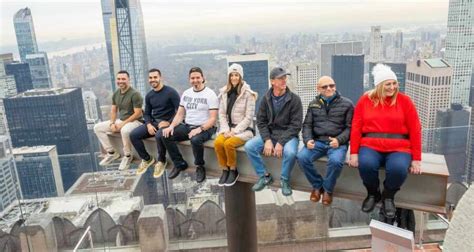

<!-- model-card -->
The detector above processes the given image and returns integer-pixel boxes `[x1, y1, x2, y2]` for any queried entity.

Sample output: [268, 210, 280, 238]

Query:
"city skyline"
[1, 0, 449, 50]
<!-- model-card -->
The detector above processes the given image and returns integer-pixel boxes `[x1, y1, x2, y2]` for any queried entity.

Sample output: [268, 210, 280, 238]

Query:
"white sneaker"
[118, 155, 133, 170]
[99, 152, 120, 166]
[153, 161, 167, 178]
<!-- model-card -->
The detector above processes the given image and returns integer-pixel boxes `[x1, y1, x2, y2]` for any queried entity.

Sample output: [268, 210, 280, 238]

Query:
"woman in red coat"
[349, 64, 422, 219]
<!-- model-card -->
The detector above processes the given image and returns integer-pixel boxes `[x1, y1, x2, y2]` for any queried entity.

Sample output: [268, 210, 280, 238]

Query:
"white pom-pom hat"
[372, 64, 397, 86]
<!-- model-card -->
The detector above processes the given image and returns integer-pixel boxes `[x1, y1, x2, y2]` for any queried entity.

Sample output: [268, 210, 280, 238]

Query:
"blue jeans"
[244, 136, 298, 181]
[296, 141, 347, 193]
[358, 147, 411, 192]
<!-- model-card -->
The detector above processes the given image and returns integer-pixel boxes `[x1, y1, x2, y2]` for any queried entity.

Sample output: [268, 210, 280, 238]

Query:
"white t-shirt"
[180, 86, 218, 126]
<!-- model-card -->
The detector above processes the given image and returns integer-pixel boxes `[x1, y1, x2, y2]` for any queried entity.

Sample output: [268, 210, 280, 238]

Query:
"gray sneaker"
[280, 180, 293, 196]
[136, 157, 155, 175]
[99, 152, 120, 166]
[252, 174, 273, 192]
[118, 155, 133, 170]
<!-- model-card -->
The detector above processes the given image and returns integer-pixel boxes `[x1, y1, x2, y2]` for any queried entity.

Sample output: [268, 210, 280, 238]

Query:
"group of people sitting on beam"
[94, 63, 422, 219]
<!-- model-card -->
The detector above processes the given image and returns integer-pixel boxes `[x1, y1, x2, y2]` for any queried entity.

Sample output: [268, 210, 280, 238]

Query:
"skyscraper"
[13, 145, 64, 199]
[368, 62, 407, 92]
[0, 75, 17, 98]
[318, 41, 363, 77]
[294, 64, 319, 113]
[0, 54, 14, 76]
[101, 0, 149, 97]
[444, 0, 474, 106]
[83, 90, 103, 122]
[5, 62, 33, 93]
[4, 88, 90, 155]
[405, 59, 453, 152]
[433, 104, 470, 183]
[227, 53, 270, 110]
[101, 0, 119, 91]
[331, 55, 364, 104]
[0, 136, 19, 211]
[13, 8, 38, 62]
[25, 52, 52, 89]
[369, 26, 383, 62]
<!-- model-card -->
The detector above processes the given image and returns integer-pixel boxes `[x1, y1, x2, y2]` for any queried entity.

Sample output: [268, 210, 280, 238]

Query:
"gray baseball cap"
[270, 67, 291, 79]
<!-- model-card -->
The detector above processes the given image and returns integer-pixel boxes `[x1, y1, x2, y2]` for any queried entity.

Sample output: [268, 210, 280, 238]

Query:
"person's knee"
[190, 136, 204, 146]
[328, 156, 344, 168]
[223, 139, 237, 150]
[244, 139, 255, 152]
[296, 149, 310, 163]
[283, 147, 297, 159]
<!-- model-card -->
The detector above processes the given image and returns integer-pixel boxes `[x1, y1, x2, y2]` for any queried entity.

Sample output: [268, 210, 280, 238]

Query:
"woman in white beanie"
[348, 64, 422, 219]
[214, 63, 257, 186]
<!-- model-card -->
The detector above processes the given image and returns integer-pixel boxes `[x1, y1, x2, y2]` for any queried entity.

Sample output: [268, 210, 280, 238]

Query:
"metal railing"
[73, 225, 94, 252]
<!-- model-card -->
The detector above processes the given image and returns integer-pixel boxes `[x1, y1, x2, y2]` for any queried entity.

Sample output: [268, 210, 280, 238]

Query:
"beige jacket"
[218, 82, 257, 141]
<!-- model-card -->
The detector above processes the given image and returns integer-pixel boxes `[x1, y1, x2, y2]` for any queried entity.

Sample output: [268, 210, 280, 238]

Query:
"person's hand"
[224, 130, 234, 138]
[147, 124, 157, 135]
[263, 139, 274, 157]
[329, 137, 339, 148]
[162, 126, 174, 138]
[158, 121, 170, 129]
[188, 127, 202, 138]
[115, 122, 125, 131]
[110, 123, 119, 133]
[274, 143, 283, 158]
[409, 160, 422, 174]
[349, 154, 359, 168]
[306, 140, 315, 150]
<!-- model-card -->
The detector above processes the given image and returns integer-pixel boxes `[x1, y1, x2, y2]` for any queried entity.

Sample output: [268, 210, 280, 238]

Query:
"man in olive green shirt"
[94, 70, 144, 170]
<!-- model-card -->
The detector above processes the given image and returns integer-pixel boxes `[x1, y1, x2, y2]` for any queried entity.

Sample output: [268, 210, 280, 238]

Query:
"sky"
[1, 0, 449, 48]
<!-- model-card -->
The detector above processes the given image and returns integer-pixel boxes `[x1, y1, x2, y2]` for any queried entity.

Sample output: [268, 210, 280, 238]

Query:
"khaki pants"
[214, 134, 245, 169]
[94, 119, 142, 156]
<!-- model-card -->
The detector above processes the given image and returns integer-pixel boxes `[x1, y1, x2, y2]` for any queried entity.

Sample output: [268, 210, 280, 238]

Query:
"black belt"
[362, 133, 409, 139]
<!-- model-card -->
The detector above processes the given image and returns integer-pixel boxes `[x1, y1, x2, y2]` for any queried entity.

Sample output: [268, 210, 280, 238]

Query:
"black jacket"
[302, 92, 354, 145]
[257, 88, 303, 145]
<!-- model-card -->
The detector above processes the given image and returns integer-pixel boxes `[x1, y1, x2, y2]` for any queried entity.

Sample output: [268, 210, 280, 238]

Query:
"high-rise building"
[405, 59, 453, 152]
[83, 91, 102, 122]
[444, 0, 474, 105]
[101, 0, 149, 97]
[13, 8, 38, 62]
[0, 136, 19, 211]
[25, 52, 52, 89]
[318, 41, 363, 77]
[0, 75, 17, 98]
[393, 30, 403, 62]
[294, 64, 319, 113]
[13, 145, 64, 199]
[4, 88, 90, 155]
[5, 62, 33, 93]
[58, 153, 94, 191]
[368, 62, 407, 92]
[101, 0, 119, 91]
[331, 55, 364, 104]
[227, 53, 270, 110]
[369, 26, 383, 62]
[0, 54, 14, 76]
[433, 104, 470, 183]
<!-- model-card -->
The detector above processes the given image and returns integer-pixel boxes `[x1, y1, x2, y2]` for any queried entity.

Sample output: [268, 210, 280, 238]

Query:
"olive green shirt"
[112, 87, 143, 121]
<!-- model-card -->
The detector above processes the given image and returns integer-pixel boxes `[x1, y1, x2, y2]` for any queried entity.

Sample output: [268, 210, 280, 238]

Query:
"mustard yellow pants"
[214, 134, 245, 169]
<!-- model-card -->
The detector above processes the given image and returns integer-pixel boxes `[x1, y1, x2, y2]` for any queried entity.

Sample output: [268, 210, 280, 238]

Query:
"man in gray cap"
[244, 67, 303, 196]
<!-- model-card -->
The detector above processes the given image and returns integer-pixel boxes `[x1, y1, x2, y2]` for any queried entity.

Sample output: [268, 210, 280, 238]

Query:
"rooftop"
[12, 87, 77, 98]
[12, 145, 55, 155]
[66, 170, 143, 195]
[13, 7, 32, 20]
[424, 58, 451, 68]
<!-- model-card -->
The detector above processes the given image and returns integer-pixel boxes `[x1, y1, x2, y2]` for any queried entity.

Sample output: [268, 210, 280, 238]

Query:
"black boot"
[382, 188, 397, 219]
[361, 184, 381, 213]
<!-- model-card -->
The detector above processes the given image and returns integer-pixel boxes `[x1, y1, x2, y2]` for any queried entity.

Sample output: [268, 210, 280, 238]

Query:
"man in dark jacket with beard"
[244, 67, 303, 196]
[296, 76, 354, 205]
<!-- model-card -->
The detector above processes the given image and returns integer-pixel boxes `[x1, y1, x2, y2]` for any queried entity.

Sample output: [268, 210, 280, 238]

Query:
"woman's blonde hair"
[367, 80, 399, 107]
[225, 73, 243, 94]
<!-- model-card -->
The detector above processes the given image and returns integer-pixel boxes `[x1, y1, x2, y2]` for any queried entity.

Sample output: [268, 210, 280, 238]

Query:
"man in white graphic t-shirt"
[162, 67, 218, 182]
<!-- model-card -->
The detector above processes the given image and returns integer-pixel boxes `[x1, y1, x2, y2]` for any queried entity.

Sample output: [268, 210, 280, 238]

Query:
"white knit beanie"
[372, 64, 397, 86]
[228, 63, 244, 78]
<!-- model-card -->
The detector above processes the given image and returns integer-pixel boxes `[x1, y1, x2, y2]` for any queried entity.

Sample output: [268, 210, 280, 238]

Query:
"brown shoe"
[322, 192, 333, 206]
[310, 188, 322, 202]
